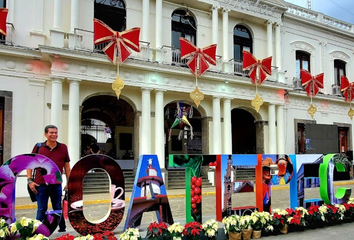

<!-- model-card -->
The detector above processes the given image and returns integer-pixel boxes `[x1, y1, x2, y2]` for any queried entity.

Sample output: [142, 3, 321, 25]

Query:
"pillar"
[68, 79, 80, 165]
[154, 0, 162, 62]
[155, 90, 164, 168]
[140, 88, 151, 154]
[268, 104, 276, 154]
[275, 22, 281, 70]
[266, 20, 273, 63]
[276, 105, 285, 154]
[51, 77, 63, 140]
[222, 9, 229, 62]
[51, 0, 65, 47]
[223, 98, 232, 154]
[68, 0, 80, 48]
[212, 6, 219, 46]
[213, 97, 222, 154]
[142, 0, 150, 42]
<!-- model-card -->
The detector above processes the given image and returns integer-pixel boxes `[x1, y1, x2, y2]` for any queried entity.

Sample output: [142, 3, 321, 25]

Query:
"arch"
[290, 41, 315, 53]
[330, 50, 350, 61]
[231, 108, 258, 154]
[171, 8, 197, 48]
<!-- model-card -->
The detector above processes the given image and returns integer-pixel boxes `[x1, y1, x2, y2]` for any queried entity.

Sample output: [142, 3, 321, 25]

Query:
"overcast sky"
[284, 0, 354, 24]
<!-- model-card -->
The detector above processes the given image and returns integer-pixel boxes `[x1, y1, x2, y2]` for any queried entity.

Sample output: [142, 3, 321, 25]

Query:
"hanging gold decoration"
[251, 93, 263, 113]
[112, 75, 125, 99]
[348, 107, 354, 120]
[307, 104, 317, 119]
[190, 86, 204, 108]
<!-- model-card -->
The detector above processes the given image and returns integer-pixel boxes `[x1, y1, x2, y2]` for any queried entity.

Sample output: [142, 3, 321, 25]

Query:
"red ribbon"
[242, 50, 272, 85]
[94, 19, 140, 64]
[179, 38, 217, 77]
[341, 76, 354, 102]
[0, 8, 8, 36]
[300, 69, 324, 97]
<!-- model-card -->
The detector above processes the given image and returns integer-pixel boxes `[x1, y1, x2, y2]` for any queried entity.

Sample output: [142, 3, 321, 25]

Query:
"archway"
[81, 95, 135, 160]
[164, 102, 203, 163]
[231, 109, 257, 154]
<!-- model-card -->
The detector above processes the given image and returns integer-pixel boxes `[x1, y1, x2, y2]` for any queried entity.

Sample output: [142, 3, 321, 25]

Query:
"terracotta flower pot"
[242, 228, 253, 240]
[228, 231, 241, 240]
[252, 230, 261, 239]
[280, 224, 288, 234]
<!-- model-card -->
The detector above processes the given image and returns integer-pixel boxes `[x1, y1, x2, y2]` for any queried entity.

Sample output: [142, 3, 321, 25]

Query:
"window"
[233, 25, 252, 61]
[334, 60, 346, 86]
[171, 9, 196, 64]
[94, 0, 126, 32]
[171, 10, 196, 49]
[0, 0, 5, 8]
[296, 51, 310, 78]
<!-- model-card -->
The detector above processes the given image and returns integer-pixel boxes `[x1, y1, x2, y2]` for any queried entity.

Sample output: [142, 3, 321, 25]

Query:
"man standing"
[27, 125, 71, 232]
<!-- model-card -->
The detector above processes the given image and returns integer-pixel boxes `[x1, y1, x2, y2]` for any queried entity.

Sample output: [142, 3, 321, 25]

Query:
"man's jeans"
[36, 184, 66, 230]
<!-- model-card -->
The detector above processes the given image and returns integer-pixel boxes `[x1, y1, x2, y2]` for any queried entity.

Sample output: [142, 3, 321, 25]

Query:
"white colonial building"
[0, 0, 353, 196]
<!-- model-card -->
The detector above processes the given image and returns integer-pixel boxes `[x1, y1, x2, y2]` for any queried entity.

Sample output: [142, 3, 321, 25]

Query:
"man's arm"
[63, 162, 71, 189]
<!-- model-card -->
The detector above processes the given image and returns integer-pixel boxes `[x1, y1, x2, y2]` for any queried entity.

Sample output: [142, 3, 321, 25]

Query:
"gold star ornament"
[307, 104, 317, 119]
[190, 86, 204, 107]
[112, 75, 125, 99]
[348, 107, 354, 120]
[251, 93, 263, 113]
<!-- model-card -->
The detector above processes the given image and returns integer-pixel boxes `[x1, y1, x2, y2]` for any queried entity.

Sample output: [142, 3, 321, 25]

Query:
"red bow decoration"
[300, 69, 324, 97]
[94, 19, 140, 64]
[179, 37, 217, 76]
[0, 8, 8, 36]
[341, 76, 354, 102]
[242, 50, 272, 85]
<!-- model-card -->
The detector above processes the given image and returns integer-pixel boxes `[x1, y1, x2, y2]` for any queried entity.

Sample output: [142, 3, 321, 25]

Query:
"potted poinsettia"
[222, 215, 241, 240]
[272, 209, 289, 234]
[286, 207, 308, 231]
[182, 221, 202, 240]
[119, 228, 142, 240]
[10, 217, 44, 240]
[168, 222, 183, 240]
[305, 204, 325, 228]
[55, 234, 75, 240]
[342, 202, 354, 221]
[0, 218, 10, 240]
[202, 219, 218, 240]
[92, 231, 117, 240]
[29, 234, 49, 240]
[249, 211, 272, 239]
[239, 215, 252, 240]
[145, 221, 169, 240]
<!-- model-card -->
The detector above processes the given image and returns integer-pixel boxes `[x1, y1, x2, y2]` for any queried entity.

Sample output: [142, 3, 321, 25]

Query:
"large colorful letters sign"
[124, 155, 173, 230]
[0, 154, 62, 236]
[67, 154, 125, 236]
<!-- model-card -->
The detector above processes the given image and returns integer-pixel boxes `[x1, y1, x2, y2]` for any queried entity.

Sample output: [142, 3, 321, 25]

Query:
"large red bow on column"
[179, 37, 217, 76]
[300, 69, 324, 97]
[94, 19, 140, 64]
[341, 76, 354, 102]
[0, 8, 8, 36]
[242, 50, 272, 85]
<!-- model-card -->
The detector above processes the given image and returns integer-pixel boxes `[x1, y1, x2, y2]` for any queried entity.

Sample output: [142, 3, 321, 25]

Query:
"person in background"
[90, 141, 101, 154]
[27, 125, 71, 233]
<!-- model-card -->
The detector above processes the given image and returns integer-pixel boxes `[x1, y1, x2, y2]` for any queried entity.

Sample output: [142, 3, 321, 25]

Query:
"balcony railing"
[73, 28, 152, 61]
[0, 23, 15, 45]
[227, 59, 249, 76]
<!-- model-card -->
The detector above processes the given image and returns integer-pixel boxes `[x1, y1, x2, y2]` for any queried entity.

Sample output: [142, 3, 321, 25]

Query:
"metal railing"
[73, 28, 152, 61]
[0, 23, 15, 45]
[227, 59, 249, 76]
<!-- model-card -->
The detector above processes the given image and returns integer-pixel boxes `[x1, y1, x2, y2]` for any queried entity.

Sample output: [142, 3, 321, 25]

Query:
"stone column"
[31, 0, 45, 44]
[7, 0, 14, 24]
[275, 22, 281, 70]
[223, 98, 232, 154]
[267, 20, 273, 63]
[68, 79, 80, 165]
[268, 104, 276, 154]
[222, 9, 229, 62]
[142, 0, 150, 42]
[212, 6, 219, 46]
[155, 90, 164, 168]
[212, 97, 222, 154]
[140, 88, 151, 154]
[154, 0, 162, 62]
[51, 77, 63, 140]
[68, 0, 80, 48]
[51, 0, 65, 47]
[276, 105, 285, 154]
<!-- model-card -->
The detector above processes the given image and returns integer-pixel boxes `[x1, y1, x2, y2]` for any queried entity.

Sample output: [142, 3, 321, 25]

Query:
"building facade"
[0, 0, 353, 197]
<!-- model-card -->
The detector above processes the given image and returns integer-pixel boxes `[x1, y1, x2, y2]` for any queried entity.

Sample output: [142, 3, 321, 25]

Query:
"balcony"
[331, 84, 342, 97]
[0, 23, 15, 45]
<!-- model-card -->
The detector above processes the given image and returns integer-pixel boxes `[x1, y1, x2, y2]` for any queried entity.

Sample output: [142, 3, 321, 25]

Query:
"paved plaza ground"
[14, 181, 354, 239]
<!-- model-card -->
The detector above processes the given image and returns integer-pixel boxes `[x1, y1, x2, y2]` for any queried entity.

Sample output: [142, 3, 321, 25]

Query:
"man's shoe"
[58, 229, 66, 233]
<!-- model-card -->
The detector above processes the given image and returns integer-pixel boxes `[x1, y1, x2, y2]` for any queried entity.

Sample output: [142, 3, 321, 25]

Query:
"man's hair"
[44, 125, 58, 133]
